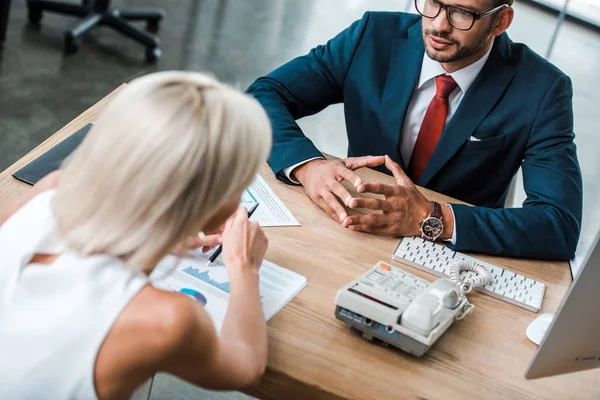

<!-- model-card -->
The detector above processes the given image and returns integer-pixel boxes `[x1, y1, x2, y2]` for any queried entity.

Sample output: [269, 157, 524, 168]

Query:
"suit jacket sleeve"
[450, 75, 583, 261]
[246, 13, 371, 184]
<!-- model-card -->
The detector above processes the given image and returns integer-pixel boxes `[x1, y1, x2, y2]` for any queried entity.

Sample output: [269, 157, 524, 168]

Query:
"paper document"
[242, 174, 300, 227]
[150, 253, 307, 332]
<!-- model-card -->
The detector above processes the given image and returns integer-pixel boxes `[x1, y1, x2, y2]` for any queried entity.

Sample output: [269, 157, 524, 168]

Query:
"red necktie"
[408, 75, 458, 183]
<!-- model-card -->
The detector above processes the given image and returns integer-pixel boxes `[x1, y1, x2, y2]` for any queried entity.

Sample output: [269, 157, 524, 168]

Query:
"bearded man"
[247, 0, 582, 261]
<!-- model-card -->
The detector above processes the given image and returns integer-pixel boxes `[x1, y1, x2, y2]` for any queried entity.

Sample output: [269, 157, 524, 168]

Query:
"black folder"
[12, 123, 93, 185]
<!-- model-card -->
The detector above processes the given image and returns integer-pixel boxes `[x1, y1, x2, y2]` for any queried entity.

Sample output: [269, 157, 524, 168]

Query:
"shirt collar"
[417, 40, 494, 94]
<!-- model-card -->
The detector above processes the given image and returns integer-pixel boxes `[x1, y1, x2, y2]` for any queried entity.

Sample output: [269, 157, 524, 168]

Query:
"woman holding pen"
[0, 71, 271, 400]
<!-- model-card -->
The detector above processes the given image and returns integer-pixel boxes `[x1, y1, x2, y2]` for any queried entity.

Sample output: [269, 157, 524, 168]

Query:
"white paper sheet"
[150, 253, 307, 333]
[241, 174, 300, 227]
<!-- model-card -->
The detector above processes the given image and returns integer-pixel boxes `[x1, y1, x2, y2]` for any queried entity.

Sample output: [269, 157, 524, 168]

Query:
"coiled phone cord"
[449, 260, 493, 320]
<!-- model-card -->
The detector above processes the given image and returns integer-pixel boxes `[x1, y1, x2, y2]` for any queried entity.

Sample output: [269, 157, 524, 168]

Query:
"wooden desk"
[1, 87, 599, 400]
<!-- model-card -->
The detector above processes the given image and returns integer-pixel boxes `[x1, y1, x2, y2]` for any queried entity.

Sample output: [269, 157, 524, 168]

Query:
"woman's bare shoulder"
[94, 285, 213, 399]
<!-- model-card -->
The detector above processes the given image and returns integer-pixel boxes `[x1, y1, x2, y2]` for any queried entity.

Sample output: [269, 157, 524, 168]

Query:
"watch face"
[421, 217, 443, 240]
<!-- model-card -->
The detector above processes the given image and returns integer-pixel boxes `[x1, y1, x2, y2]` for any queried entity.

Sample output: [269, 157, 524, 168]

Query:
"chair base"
[27, 0, 165, 63]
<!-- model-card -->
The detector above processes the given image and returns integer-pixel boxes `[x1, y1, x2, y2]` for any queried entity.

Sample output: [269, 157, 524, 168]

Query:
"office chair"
[27, 0, 165, 62]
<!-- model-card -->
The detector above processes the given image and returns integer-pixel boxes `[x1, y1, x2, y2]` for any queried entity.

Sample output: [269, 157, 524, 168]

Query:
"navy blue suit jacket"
[247, 12, 582, 261]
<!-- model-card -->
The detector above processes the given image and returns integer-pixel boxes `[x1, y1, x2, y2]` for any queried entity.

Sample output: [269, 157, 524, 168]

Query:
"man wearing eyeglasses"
[247, 0, 582, 261]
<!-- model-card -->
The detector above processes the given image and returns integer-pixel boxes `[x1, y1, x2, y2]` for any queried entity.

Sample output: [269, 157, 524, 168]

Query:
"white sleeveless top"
[0, 191, 150, 400]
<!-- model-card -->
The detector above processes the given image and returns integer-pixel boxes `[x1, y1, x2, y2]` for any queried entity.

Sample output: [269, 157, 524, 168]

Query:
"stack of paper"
[242, 175, 300, 227]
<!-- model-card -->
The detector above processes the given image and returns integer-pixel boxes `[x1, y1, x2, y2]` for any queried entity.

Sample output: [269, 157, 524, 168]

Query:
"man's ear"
[491, 7, 514, 37]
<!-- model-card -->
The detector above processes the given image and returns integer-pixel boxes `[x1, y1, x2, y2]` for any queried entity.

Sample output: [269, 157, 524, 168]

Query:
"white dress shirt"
[400, 44, 493, 165]
[284, 43, 494, 244]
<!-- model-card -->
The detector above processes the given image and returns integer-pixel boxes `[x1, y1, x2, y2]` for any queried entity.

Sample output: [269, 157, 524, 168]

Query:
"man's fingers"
[342, 213, 389, 227]
[347, 224, 389, 233]
[336, 167, 362, 188]
[349, 197, 394, 212]
[357, 182, 401, 197]
[384, 155, 412, 186]
[321, 191, 347, 222]
[329, 180, 353, 209]
[343, 155, 386, 170]
[314, 196, 340, 223]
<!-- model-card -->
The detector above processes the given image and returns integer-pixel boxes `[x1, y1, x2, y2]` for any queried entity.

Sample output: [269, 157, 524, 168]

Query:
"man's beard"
[423, 26, 492, 63]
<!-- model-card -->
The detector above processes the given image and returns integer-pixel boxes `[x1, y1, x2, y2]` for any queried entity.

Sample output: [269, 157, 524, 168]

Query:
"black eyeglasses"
[415, 0, 509, 31]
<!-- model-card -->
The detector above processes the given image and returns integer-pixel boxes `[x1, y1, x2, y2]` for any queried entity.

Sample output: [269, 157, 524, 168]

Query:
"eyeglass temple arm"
[477, 4, 509, 20]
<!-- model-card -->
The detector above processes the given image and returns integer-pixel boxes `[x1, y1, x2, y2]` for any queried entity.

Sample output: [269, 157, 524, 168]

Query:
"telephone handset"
[335, 260, 490, 356]
[400, 278, 463, 336]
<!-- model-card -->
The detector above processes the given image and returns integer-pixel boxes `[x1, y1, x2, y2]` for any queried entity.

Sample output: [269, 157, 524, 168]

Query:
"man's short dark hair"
[493, 0, 514, 6]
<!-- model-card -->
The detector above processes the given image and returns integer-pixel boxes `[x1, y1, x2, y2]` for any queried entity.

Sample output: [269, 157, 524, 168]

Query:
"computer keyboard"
[392, 237, 545, 313]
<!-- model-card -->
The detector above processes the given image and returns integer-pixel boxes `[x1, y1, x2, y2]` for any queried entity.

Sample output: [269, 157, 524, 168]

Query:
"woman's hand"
[171, 230, 222, 257]
[222, 207, 268, 280]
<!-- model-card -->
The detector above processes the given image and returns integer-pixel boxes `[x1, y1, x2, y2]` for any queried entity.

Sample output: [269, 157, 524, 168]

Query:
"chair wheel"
[28, 9, 43, 25]
[146, 19, 160, 33]
[145, 47, 161, 63]
[64, 34, 79, 55]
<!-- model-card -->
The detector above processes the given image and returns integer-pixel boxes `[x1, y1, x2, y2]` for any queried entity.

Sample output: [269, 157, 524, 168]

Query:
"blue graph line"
[242, 189, 258, 204]
[183, 267, 231, 293]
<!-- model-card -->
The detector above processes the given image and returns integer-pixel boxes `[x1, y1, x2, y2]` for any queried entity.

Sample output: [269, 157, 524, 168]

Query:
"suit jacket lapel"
[380, 21, 424, 170]
[418, 34, 516, 186]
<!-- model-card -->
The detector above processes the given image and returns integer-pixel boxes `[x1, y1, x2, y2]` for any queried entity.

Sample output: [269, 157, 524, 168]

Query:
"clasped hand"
[294, 155, 436, 237]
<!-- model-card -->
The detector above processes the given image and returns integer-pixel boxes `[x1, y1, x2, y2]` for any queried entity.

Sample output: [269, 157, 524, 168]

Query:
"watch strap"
[430, 201, 442, 219]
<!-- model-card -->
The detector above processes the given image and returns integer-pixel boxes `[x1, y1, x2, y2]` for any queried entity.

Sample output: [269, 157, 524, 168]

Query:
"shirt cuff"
[443, 204, 457, 245]
[282, 157, 324, 184]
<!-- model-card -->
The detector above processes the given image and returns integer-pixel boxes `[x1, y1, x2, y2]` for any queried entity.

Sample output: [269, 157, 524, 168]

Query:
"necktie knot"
[435, 75, 458, 99]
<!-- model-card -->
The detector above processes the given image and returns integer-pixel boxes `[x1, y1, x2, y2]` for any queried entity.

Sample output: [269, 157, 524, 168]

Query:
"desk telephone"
[335, 261, 491, 356]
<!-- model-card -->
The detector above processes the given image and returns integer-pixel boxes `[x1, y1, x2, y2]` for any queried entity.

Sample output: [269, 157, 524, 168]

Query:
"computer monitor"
[525, 231, 600, 379]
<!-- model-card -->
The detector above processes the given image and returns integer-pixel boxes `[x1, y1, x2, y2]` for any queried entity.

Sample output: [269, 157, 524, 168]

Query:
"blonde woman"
[0, 72, 272, 400]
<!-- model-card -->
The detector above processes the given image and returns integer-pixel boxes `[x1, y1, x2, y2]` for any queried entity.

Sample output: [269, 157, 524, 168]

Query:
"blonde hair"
[53, 71, 272, 272]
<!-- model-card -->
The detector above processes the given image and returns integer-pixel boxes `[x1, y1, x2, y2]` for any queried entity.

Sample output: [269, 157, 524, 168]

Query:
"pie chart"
[179, 288, 207, 305]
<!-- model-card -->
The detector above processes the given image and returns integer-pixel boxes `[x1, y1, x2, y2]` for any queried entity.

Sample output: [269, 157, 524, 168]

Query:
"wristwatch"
[420, 202, 444, 241]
